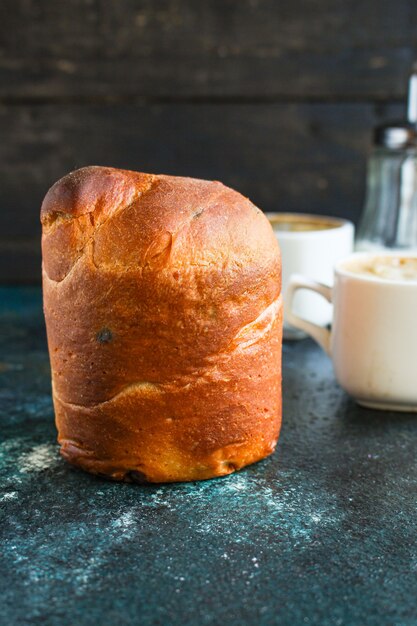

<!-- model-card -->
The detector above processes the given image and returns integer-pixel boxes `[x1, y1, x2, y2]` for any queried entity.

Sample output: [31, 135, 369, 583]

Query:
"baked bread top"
[41, 166, 281, 407]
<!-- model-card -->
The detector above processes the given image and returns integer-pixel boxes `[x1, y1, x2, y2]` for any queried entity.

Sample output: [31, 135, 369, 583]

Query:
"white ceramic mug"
[266, 213, 354, 339]
[286, 252, 417, 412]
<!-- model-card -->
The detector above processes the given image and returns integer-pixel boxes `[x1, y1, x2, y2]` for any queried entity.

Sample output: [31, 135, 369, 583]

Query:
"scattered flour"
[225, 475, 249, 492]
[0, 491, 18, 502]
[0, 438, 23, 461]
[109, 509, 147, 543]
[111, 510, 136, 531]
[18, 443, 58, 473]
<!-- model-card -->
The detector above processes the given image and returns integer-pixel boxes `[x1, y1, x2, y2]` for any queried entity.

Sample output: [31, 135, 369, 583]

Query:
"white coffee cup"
[266, 213, 354, 339]
[287, 252, 417, 412]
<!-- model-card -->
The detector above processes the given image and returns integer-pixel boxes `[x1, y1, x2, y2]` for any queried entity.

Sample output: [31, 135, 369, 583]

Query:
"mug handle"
[286, 274, 333, 355]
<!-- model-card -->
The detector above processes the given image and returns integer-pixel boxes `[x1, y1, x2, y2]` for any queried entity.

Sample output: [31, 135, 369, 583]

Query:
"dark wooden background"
[1, 0, 416, 283]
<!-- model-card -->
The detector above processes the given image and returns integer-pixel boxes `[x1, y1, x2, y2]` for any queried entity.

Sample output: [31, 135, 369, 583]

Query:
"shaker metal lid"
[374, 122, 417, 149]
[374, 62, 417, 149]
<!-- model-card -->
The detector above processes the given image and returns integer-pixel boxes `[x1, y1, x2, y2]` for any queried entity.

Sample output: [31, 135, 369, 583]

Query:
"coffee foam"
[343, 255, 417, 282]
[268, 213, 341, 233]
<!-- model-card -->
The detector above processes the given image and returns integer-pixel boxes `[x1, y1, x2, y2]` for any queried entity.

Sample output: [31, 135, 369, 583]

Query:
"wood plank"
[0, 241, 40, 285]
[0, 101, 404, 283]
[0, 101, 372, 236]
[0, 0, 416, 99]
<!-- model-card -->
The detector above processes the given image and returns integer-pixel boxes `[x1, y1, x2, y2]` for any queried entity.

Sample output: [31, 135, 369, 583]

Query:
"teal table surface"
[1, 287, 417, 626]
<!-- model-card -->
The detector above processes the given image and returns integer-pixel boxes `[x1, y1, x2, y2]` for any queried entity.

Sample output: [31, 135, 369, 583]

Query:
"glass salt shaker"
[356, 65, 417, 252]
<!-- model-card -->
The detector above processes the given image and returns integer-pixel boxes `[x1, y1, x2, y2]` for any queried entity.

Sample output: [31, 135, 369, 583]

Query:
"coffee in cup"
[268, 214, 342, 233]
[266, 213, 354, 339]
[286, 252, 417, 412]
[343, 255, 417, 281]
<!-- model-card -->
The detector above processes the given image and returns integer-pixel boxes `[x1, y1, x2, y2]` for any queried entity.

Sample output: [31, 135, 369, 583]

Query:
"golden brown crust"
[41, 166, 282, 483]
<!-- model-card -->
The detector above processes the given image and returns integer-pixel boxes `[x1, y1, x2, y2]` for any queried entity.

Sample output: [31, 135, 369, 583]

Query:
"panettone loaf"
[41, 166, 282, 483]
